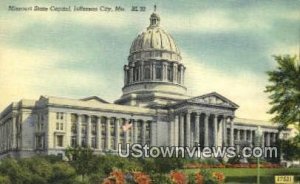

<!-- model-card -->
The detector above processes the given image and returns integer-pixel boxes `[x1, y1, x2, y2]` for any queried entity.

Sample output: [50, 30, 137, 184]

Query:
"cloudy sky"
[0, 0, 299, 120]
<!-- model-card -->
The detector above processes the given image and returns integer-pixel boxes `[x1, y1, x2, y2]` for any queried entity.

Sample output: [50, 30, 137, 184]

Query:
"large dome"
[115, 11, 187, 107]
[128, 13, 182, 63]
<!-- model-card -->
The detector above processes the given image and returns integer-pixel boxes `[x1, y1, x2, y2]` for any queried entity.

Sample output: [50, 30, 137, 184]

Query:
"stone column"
[266, 132, 270, 146]
[237, 129, 240, 141]
[96, 117, 101, 149]
[223, 118, 227, 146]
[65, 113, 71, 148]
[77, 115, 82, 146]
[124, 66, 128, 85]
[115, 118, 120, 150]
[174, 115, 179, 146]
[124, 119, 128, 144]
[133, 120, 137, 143]
[150, 121, 156, 146]
[272, 133, 277, 145]
[261, 132, 265, 147]
[185, 112, 191, 147]
[12, 115, 17, 149]
[138, 65, 142, 81]
[179, 114, 184, 146]
[169, 119, 174, 146]
[213, 115, 218, 146]
[141, 61, 144, 81]
[204, 114, 209, 147]
[87, 116, 91, 147]
[162, 62, 167, 81]
[195, 113, 200, 145]
[180, 65, 184, 84]
[243, 129, 247, 141]
[249, 130, 253, 147]
[129, 65, 134, 83]
[173, 63, 178, 83]
[142, 121, 146, 145]
[152, 63, 156, 80]
[230, 118, 234, 146]
[106, 117, 110, 150]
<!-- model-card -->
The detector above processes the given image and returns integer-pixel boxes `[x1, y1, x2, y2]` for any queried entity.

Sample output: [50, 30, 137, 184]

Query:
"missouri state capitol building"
[0, 12, 283, 158]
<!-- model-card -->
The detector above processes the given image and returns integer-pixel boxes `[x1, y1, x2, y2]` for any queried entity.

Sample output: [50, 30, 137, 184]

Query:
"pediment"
[187, 92, 239, 109]
[80, 96, 109, 104]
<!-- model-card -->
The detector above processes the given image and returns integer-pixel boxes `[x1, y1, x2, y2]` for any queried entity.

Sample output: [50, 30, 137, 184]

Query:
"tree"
[49, 162, 77, 184]
[65, 146, 96, 181]
[265, 55, 300, 129]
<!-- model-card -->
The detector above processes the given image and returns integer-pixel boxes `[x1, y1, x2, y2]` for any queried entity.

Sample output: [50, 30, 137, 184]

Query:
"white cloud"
[162, 9, 271, 33]
[183, 52, 272, 121]
[0, 45, 113, 111]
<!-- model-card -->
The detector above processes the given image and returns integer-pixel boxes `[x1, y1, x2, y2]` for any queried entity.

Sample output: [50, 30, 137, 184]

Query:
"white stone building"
[0, 12, 283, 158]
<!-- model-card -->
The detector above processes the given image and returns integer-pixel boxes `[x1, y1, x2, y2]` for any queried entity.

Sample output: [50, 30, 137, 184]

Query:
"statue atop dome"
[149, 5, 160, 28]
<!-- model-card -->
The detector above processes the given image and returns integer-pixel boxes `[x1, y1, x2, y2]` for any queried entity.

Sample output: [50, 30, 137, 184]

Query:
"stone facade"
[0, 11, 287, 159]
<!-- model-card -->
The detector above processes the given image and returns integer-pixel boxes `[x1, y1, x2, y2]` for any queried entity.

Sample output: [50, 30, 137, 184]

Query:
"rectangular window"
[92, 123, 97, 135]
[101, 138, 106, 150]
[155, 65, 162, 80]
[91, 137, 96, 149]
[167, 66, 172, 81]
[60, 123, 64, 130]
[36, 136, 43, 149]
[81, 137, 87, 147]
[81, 124, 87, 135]
[56, 112, 64, 120]
[71, 122, 77, 134]
[57, 135, 64, 147]
[110, 120, 115, 136]
[56, 122, 59, 130]
[71, 136, 77, 147]
[144, 67, 150, 80]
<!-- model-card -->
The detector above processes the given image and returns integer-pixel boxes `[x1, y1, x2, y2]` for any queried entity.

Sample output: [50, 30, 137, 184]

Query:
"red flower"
[212, 172, 225, 184]
[102, 170, 125, 184]
[133, 171, 152, 184]
[170, 171, 187, 184]
[195, 173, 204, 184]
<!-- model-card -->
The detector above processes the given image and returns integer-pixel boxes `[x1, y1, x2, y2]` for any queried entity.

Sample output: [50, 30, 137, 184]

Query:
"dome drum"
[123, 60, 186, 88]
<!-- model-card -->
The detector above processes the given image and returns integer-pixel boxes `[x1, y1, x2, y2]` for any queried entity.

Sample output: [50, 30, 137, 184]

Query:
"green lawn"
[183, 168, 300, 183]
[184, 168, 300, 177]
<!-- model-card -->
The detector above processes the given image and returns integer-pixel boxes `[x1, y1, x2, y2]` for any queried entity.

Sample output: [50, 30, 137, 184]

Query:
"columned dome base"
[115, 91, 189, 108]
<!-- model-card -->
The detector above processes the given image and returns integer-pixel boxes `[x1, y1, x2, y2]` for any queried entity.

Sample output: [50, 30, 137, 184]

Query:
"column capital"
[194, 112, 200, 117]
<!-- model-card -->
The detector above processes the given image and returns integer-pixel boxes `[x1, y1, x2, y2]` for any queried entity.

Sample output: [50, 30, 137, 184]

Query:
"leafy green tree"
[280, 133, 300, 161]
[265, 55, 300, 128]
[0, 158, 31, 184]
[0, 175, 11, 184]
[65, 146, 96, 181]
[49, 162, 78, 184]
[19, 157, 52, 183]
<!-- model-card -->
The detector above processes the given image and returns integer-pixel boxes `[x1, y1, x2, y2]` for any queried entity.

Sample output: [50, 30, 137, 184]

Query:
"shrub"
[150, 173, 172, 184]
[0, 175, 11, 184]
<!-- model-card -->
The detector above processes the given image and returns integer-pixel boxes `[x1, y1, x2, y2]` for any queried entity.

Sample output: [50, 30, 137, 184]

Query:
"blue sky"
[0, 0, 299, 120]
